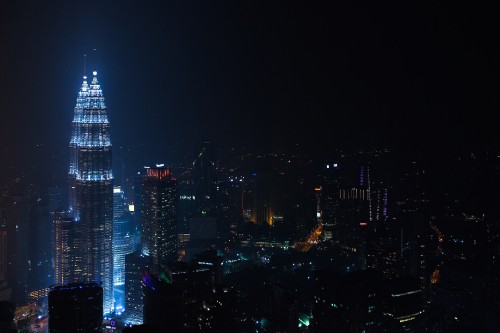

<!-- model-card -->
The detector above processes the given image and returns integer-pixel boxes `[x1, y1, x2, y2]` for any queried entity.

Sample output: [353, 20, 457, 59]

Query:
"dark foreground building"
[48, 282, 103, 332]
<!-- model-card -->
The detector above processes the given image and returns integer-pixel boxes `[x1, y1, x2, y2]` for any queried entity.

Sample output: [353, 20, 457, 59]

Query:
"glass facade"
[140, 166, 178, 266]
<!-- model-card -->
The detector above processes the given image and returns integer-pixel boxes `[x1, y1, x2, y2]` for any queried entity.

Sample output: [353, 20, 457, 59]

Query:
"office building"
[140, 165, 178, 265]
[251, 172, 272, 226]
[124, 250, 149, 325]
[48, 282, 103, 332]
[313, 269, 385, 333]
[53, 211, 77, 286]
[192, 141, 217, 218]
[113, 186, 133, 310]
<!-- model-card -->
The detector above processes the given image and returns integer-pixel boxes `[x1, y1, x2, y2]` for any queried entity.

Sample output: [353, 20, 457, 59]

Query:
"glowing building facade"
[113, 185, 133, 311]
[140, 165, 178, 266]
[68, 71, 114, 313]
[53, 212, 76, 286]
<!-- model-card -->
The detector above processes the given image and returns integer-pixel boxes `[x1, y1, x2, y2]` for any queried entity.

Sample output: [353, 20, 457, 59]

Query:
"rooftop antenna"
[83, 54, 87, 78]
[93, 48, 97, 75]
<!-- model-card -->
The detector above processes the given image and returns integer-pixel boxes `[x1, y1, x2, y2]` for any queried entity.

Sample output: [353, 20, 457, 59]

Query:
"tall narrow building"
[140, 165, 178, 266]
[69, 70, 114, 313]
[113, 185, 133, 310]
[53, 211, 76, 286]
[192, 141, 217, 217]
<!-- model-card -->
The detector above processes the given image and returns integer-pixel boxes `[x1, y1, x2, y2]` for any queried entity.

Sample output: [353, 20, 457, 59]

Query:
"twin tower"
[67, 70, 114, 313]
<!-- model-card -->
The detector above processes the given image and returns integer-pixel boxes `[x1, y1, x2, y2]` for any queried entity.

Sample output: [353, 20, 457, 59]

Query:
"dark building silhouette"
[262, 281, 299, 333]
[176, 173, 196, 236]
[312, 269, 385, 333]
[1, 191, 57, 304]
[215, 174, 244, 238]
[122, 324, 156, 333]
[31, 189, 57, 291]
[140, 250, 231, 332]
[185, 142, 219, 260]
[48, 282, 103, 332]
[2, 194, 30, 304]
[192, 141, 217, 218]
[366, 225, 400, 279]
[142, 272, 183, 333]
[124, 250, 149, 325]
[186, 216, 217, 260]
[385, 276, 426, 332]
[0, 299, 16, 332]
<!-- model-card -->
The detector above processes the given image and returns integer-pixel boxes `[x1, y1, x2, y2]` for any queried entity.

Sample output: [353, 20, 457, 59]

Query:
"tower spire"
[83, 54, 87, 79]
[93, 48, 97, 76]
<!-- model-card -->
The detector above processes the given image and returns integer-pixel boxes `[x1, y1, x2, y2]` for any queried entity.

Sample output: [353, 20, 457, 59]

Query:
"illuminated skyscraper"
[140, 165, 178, 266]
[113, 185, 133, 310]
[68, 70, 114, 313]
[53, 211, 77, 286]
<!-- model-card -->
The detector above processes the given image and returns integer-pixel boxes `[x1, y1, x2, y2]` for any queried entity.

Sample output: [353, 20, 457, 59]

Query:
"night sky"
[0, 1, 498, 164]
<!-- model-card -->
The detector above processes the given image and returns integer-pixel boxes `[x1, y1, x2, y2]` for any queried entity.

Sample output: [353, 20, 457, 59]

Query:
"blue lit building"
[68, 70, 114, 314]
[113, 185, 133, 311]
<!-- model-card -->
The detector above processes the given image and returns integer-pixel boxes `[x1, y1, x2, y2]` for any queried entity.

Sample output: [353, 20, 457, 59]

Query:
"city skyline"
[0, 1, 499, 332]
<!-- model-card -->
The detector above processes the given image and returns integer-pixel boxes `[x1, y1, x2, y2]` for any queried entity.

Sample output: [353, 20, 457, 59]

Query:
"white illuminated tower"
[69, 69, 114, 314]
[68, 74, 89, 212]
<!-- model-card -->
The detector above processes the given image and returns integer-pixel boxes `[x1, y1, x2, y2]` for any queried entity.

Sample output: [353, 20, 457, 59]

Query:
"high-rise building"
[68, 70, 114, 313]
[48, 282, 103, 332]
[113, 186, 133, 310]
[29, 194, 54, 292]
[319, 162, 342, 241]
[53, 211, 77, 286]
[251, 172, 272, 226]
[336, 187, 370, 270]
[192, 141, 217, 218]
[313, 269, 385, 333]
[188, 142, 218, 258]
[140, 165, 178, 266]
[124, 250, 149, 325]
[142, 269, 183, 333]
[385, 276, 425, 331]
